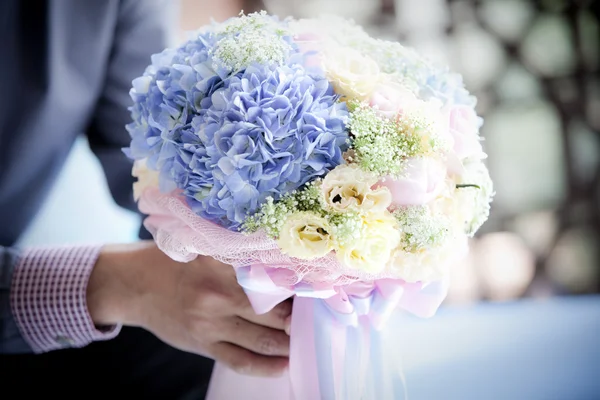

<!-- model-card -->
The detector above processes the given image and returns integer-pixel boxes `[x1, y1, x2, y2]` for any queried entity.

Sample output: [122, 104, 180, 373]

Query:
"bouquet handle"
[207, 295, 401, 400]
[206, 265, 449, 400]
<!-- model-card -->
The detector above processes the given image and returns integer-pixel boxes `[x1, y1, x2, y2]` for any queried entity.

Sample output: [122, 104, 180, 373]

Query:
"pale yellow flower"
[321, 165, 392, 214]
[277, 212, 333, 260]
[334, 211, 400, 273]
[132, 159, 160, 200]
[321, 46, 382, 101]
[361, 208, 399, 232]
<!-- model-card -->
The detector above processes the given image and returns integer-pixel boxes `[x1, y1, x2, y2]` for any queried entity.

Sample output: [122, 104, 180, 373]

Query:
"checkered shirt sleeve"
[10, 245, 121, 353]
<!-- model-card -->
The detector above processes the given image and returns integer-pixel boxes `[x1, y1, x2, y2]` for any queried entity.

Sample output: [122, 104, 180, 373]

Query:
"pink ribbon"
[206, 265, 449, 399]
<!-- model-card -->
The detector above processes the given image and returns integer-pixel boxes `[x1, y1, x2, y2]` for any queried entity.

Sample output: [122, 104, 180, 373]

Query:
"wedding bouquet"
[125, 11, 493, 400]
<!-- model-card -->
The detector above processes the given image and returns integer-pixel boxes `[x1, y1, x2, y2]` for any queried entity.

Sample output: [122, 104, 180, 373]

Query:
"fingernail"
[284, 315, 292, 335]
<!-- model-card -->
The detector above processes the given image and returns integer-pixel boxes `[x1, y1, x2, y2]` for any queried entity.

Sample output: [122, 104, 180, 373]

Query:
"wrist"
[87, 241, 163, 327]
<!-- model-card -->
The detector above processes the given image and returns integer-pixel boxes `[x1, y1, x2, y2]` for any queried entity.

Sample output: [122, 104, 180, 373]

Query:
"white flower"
[278, 212, 333, 260]
[398, 97, 451, 154]
[334, 211, 400, 273]
[388, 189, 471, 282]
[428, 179, 467, 233]
[321, 46, 382, 101]
[288, 16, 372, 50]
[388, 235, 468, 283]
[132, 159, 160, 200]
[454, 160, 494, 236]
[321, 164, 392, 214]
[211, 11, 293, 71]
[393, 204, 452, 252]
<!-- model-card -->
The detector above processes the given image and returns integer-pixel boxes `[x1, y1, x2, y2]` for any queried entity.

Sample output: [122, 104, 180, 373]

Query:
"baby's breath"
[294, 180, 325, 212]
[241, 180, 325, 238]
[397, 101, 448, 154]
[241, 196, 291, 238]
[212, 11, 292, 72]
[365, 39, 426, 77]
[328, 212, 363, 247]
[393, 205, 450, 252]
[348, 101, 423, 178]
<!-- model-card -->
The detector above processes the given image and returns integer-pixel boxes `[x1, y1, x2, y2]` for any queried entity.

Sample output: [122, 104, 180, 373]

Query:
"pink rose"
[448, 105, 484, 160]
[376, 158, 446, 206]
[368, 82, 416, 119]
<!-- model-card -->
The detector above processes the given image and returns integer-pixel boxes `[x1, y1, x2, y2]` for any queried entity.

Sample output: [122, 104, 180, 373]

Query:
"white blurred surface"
[394, 295, 600, 400]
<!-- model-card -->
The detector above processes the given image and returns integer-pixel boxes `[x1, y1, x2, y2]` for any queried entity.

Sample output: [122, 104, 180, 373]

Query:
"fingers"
[237, 298, 293, 331]
[211, 341, 289, 377]
[225, 317, 290, 357]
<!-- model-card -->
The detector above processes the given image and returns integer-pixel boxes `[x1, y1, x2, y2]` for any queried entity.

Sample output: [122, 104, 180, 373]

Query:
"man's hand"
[86, 241, 291, 377]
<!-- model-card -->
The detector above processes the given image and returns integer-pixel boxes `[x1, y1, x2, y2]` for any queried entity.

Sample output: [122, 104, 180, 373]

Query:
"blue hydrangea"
[173, 62, 349, 229]
[392, 60, 475, 108]
[124, 13, 349, 230]
[366, 40, 476, 107]
[124, 32, 224, 191]
[419, 66, 476, 107]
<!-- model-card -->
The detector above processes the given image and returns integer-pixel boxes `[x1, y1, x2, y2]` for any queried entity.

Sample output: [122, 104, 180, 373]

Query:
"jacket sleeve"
[0, 0, 179, 354]
[0, 246, 28, 353]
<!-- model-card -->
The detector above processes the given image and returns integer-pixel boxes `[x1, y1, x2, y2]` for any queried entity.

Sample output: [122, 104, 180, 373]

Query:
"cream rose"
[132, 159, 160, 200]
[278, 212, 333, 260]
[322, 165, 392, 214]
[322, 47, 381, 101]
[361, 208, 399, 232]
[335, 211, 400, 273]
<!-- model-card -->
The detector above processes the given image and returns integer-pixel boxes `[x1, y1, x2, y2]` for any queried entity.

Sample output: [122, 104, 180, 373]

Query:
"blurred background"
[16, 0, 599, 398]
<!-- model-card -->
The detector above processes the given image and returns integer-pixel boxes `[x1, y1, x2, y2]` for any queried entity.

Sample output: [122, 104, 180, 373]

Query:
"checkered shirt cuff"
[10, 245, 121, 353]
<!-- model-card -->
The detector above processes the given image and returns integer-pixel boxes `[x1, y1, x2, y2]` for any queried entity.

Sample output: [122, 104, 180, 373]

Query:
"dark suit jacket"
[0, 0, 177, 353]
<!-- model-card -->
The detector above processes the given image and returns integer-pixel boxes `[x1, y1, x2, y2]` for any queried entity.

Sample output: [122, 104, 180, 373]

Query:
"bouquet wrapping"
[125, 11, 493, 399]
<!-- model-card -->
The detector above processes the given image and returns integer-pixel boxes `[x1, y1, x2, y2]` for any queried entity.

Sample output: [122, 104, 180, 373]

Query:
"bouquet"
[125, 11, 493, 400]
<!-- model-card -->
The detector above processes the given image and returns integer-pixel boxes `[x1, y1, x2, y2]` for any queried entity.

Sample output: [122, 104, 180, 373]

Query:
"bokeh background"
[16, 0, 599, 399]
